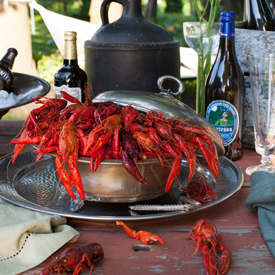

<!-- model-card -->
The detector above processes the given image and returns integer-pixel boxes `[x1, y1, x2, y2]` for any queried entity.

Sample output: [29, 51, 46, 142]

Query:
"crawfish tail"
[122, 151, 147, 185]
[55, 155, 76, 200]
[191, 134, 219, 179]
[90, 145, 108, 172]
[12, 144, 26, 163]
[120, 130, 139, 160]
[68, 157, 85, 201]
[165, 146, 182, 193]
[173, 133, 196, 180]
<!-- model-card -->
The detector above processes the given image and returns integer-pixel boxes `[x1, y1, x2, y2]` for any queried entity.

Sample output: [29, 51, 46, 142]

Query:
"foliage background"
[4, 0, 274, 119]
[31, 0, 249, 84]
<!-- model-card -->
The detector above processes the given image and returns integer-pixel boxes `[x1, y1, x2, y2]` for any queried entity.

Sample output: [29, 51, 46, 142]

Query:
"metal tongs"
[128, 191, 202, 216]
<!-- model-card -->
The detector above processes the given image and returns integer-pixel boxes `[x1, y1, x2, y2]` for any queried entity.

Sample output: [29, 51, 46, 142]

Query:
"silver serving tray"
[0, 147, 243, 222]
[0, 72, 51, 112]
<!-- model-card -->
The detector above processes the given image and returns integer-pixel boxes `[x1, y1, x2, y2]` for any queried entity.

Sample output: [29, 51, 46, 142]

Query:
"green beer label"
[205, 100, 239, 146]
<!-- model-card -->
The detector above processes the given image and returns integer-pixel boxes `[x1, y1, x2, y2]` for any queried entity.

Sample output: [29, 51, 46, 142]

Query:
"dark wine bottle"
[205, 12, 245, 161]
[0, 48, 18, 92]
[54, 31, 87, 103]
[244, 0, 275, 30]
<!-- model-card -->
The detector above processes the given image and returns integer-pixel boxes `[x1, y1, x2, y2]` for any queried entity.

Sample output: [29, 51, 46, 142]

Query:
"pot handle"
[157, 75, 185, 96]
[100, 0, 127, 26]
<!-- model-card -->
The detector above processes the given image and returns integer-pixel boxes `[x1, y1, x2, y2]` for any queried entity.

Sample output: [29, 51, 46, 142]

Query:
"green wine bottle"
[54, 31, 87, 103]
[244, 0, 275, 30]
[205, 12, 245, 161]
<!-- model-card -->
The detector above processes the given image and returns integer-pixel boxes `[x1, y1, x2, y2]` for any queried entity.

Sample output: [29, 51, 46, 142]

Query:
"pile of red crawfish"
[11, 91, 220, 201]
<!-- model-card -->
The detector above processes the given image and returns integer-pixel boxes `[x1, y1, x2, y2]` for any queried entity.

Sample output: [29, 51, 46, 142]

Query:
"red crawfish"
[60, 91, 96, 130]
[174, 123, 220, 179]
[55, 122, 85, 201]
[29, 97, 67, 131]
[83, 114, 122, 155]
[40, 243, 104, 275]
[11, 97, 67, 163]
[190, 219, 232, 275]
[116, 221, 164, 245]
[183, 177, 218, 204]
[121, 105, 139, 131]
[94, 101, 119, 124]
[11, 126, 43, 163]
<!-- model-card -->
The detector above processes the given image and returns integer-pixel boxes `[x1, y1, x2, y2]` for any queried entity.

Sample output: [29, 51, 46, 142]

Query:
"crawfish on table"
[40, 243, 104, 275]
[190, 218, 232, 275]
[183, 177, 218, 204]
[116, 221, 164, 245]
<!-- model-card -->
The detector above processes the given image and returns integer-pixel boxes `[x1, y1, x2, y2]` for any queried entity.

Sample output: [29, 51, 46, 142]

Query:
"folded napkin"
[245, 171, 275, 258]
[0, 198, 80, 275]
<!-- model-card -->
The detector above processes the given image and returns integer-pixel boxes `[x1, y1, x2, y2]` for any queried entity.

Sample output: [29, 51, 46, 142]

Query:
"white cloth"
[0, 198, 79, 275]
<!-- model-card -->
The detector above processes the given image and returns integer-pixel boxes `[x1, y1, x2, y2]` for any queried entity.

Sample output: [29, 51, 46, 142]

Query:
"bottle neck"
[63, 39, 77, 61]
[1, 49, 17, 69]
[63, 59, 78, 66]
[122, 0, 144, 20]
[219, 19, 236, 52]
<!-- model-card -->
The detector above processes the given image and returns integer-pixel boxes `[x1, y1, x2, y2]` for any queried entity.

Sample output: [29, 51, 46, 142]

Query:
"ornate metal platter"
[0, 147, 243, 222]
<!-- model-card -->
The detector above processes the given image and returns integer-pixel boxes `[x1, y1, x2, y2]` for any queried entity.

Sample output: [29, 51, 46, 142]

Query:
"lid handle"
[157, 75, 185, 96]
[101, 0, 125, 25]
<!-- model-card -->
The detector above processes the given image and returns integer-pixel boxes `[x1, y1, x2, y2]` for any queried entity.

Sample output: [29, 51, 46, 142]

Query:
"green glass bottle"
[54, 31, 87, 103]
[244, 0, 275, 30]
[0, 48, 18, 91]
[205, 12, 245, 161]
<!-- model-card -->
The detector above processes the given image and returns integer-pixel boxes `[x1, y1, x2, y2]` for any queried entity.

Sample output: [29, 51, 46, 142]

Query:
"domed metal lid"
[93, 76, 225, 157]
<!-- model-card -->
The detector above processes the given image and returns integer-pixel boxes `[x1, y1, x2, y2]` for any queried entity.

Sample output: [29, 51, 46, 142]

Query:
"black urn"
[85, 0, 181, 97]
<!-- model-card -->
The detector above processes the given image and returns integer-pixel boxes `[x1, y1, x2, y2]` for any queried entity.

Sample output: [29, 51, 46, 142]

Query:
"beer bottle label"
[54, 85, 82, 105]
[205, 100, 239, 146]
[0, 69, 11, 90]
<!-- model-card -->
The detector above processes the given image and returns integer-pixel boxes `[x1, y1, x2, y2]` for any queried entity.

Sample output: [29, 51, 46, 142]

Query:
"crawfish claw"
[116, 221, 164, 245]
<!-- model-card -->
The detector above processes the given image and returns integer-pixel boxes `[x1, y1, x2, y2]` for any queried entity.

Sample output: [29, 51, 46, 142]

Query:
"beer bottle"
[244, 0, 275, 30]
[0, 48, 18, 91]
[205, 12, 245, 161]
[54, 31, 87, 103]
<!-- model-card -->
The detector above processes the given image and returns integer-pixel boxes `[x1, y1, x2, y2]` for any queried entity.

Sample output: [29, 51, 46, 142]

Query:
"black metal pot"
[85, 0, 180, 97]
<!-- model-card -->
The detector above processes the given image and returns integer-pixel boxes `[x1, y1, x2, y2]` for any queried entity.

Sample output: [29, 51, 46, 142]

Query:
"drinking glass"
[245, 54, 275, 175]
[183, 22, 220, 115]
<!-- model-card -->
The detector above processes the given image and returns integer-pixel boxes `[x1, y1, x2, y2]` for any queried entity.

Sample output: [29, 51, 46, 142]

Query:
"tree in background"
[145, 0, 157, 20]
[37, 0, 90, 20]
[165, 0, 183, 13]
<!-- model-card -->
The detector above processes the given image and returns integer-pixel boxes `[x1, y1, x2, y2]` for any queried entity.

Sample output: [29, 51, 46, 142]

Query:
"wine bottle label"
[205, 100, 239, 146]
[54, 85, 82, 105]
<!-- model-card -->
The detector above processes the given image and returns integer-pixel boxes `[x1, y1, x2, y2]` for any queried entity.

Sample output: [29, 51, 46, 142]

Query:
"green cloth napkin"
[245, 171, 275, 258]
[0, 198, 80, 275]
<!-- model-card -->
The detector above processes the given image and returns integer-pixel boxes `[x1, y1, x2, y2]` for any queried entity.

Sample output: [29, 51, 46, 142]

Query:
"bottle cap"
[220, 12, 236, 22]
[64, 31, 77, 41]
[7, 48, 18, 57]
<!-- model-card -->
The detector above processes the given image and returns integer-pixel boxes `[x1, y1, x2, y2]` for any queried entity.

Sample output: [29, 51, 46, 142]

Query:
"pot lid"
[93, 75, 225, 157]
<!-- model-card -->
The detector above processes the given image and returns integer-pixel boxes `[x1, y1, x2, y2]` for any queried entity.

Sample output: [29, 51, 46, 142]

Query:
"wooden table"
[1, 120, 275, 275]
